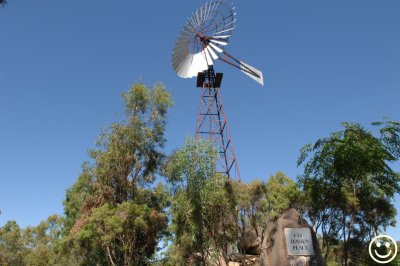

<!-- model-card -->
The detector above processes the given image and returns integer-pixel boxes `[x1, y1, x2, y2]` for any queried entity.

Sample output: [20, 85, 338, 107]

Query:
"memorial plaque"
[284, 228, 315, 256]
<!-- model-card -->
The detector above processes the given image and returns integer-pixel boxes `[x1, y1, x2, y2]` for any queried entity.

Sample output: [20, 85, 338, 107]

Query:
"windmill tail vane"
[218, 51, 264, 86]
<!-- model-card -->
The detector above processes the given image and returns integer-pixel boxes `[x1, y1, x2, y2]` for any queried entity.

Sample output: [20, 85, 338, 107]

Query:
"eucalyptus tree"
[164, 138, 220, 265]
[0, 221, 25, 265]
[297, 121, 400, 265]
[63, 82, 173, 266]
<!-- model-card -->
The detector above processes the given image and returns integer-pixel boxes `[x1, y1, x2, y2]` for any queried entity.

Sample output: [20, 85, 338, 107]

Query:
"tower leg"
[195, 67, 240, 180]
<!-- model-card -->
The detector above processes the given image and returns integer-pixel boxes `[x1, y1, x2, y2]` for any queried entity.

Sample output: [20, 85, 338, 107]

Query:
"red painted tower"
[195, 67, 240, 179]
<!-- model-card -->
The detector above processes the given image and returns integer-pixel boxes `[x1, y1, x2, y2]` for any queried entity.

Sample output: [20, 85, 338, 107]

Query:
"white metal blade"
[178, 54, 193, 78]
[206, 1, 221, 23]
[207, 2, 223, 27]
[210, 39, 228, 46]
[239, 61, 264, 86]
[214, 19, 236, 32]
[208, 42, 224, 53]
[199, 5, 204, 26]
[200, 2, 210, 25]
[183, 24, 195, 34]
[203, 1, 212, 22]
[172, 43, 188, 57]
[172, 44, 189, 66]
[201, 3, 207, 23]
[191, 13, 197, 28]
[195, 7, 202, 27]
[174, 40, 188, 48]
[206, 46, 219, 60]
[214, 26, 235, 35]
[212, 35, 231, 39]
[190, 52, 208, 77]
[203, 48, 214, 66]
[173, 51, 189, 71]
[175, 58, 189, 77]
[172, 52, 187, 69]
[204, 2, 213, 23]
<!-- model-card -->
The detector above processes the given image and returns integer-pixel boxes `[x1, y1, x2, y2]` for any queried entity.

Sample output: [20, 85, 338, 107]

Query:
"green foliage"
[89, 82, 173, 204]
[165, 138, 217, 188]
[266, 172, 299, 219]
[297, 121, 400, 265]
[75, 201, 167, 266]
[372, 120, 400, 158]
[162, 244, 186, 266]
[61, 82, 173, 265]
[0, 221, 25, 265]
[63, 162, 95, 233]
[0, 215, 72, 266]
[22, 215, 64, 266]
[164, 138, 219, 264]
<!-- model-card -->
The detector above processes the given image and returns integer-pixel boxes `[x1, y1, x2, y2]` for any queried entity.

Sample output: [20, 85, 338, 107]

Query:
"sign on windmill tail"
[172, 0, 264, 179]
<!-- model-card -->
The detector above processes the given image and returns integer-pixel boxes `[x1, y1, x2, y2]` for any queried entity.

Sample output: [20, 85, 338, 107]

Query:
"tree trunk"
[106, 246, 116, 266]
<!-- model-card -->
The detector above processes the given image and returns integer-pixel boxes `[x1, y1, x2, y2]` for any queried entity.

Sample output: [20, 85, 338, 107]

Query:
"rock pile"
[222, 209, 324, 266]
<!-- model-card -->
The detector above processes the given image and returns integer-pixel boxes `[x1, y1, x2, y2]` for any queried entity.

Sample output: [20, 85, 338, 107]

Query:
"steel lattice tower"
[195, 66, 240, 180]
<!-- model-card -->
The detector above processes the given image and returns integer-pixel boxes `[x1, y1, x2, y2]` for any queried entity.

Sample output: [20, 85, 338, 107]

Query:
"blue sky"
[1, 0, 399, 241]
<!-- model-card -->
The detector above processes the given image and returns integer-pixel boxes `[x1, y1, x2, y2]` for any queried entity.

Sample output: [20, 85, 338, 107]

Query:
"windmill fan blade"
[210, 39, 228, 46]
[183, 24, 195, 34]
[239, 61, 264, 86]
[212, 35, 231, 39]
[208, 42, 224, 53]
[176, 57, 192, 78]
[214, 26, 235, 35]
[190, 52, 208, 77]
[206, 46, 219, 60]
[203, 48, 214, 66]
[213, 19, 236, 32]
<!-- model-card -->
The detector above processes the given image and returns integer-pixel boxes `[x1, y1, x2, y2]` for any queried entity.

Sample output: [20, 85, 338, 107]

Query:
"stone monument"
[260, 209, 324, 266]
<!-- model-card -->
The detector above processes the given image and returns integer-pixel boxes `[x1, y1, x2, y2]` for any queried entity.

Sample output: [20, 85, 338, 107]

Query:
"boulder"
[260, 209, 324, 266]
[239, 228, 262, 255]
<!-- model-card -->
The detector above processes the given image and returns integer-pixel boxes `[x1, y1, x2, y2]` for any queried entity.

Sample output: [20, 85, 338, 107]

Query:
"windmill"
[172, 0, 264, 179]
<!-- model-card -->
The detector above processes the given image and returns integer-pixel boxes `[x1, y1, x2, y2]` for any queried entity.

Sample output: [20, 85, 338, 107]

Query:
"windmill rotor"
[173, 0, 236, 78]
[172, 0, 264, 85]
